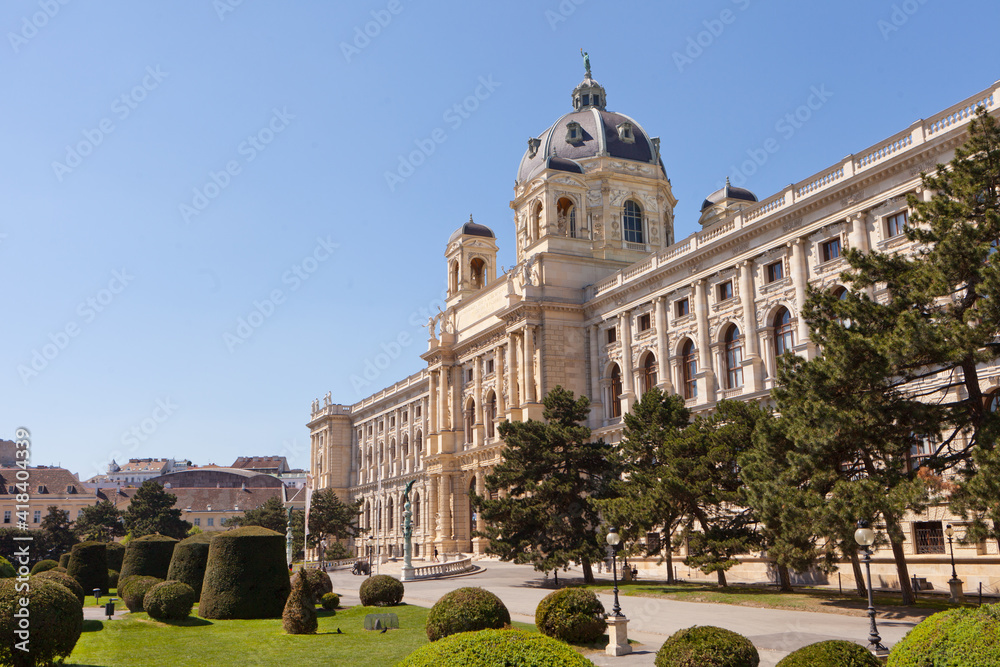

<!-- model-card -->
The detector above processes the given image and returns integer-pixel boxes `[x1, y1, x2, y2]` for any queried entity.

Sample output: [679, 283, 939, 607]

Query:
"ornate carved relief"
[610, 190, 628, 206]
[587, 190, 602, 207]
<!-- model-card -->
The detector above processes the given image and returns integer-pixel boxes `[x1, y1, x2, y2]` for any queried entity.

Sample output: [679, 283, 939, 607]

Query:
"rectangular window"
[389, 416, 395, 428]
[415, 405, 422, 418]
[466, 368, 474, 383]
[675, 298, 690, 317]
[606, 327, 617, 344]
[33, 510, 40, 524]
[194, 518, 201, 526]
[886, 211, 907, 237]
[767, 261, 784, 283]
[3, 511, 9, 524]
[638, 313, 651, 331]
[718, 280, 733, 301]
[486, 359, 495, 374]
[207, 518, 214, 527]
[402, 411, 408, 423]
[821, 238, 841, 263]
[914, 521, 945, 554]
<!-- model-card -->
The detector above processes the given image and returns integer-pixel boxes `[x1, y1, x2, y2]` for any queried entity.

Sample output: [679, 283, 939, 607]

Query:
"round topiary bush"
[29, 559, 58, 576]
[888, 603, 1000, 667]
[655, 626, 760, 667]
[106, 541, 125, 572]
[535, 587, 606, 644]
[119, 575, 163, 613]
[777, 640, 880, 666]
[282, 569, 318, 634]
[0, 577, 83, 667]
[108, 569, 119, 590]
[198, 526, 291, 619]
[68, 541, 109, 594]
[320, 592, 340, 611]
[58, 553, 70, 569]
[143, 580, 196, 621]
[359, 574, 404, 607]
[291, 568, 333, 602]
[0, 557, 15, 579]
[425, 587, 511, 641]
[119, 534, 178, 581]
[166, 532, 213, 599]
[34, 569, 86, 605]
[398, 627, 597, 667]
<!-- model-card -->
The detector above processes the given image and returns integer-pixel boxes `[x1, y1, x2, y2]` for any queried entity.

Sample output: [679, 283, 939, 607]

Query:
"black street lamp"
[367, 535, 374, 578]
[854, 520, 889, 656]
[606, 527, 624, 618]
[945, 524, 958, 580]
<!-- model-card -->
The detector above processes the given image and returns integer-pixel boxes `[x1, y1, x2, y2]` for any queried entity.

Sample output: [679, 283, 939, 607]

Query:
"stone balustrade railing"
[408, 556, 474, 579]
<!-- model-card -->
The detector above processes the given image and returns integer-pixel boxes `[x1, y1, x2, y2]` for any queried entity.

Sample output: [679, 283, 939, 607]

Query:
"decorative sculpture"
[401, 480, 416, 580]
[581, 48, 591, 77]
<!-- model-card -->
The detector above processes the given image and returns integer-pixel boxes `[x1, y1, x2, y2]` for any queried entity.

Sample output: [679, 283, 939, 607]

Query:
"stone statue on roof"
[581, 49, 591, 77]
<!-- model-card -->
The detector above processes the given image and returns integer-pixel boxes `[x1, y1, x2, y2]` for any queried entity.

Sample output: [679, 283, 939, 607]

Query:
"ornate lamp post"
[367, 534, 374, 578]
[604, 527, 631, 657]
[285, 506, 294, 568]
[854, 520, 889, 657]
[945, 524, 964, 603]
[606, 528, 624, 617]
[401, 480, 415, 581]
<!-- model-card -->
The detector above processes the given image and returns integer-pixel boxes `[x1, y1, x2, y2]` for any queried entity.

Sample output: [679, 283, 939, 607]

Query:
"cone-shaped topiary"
[106, 541, 125, 572]
[291, 568, 332, 602]
[777, 640, 880, 666]
[144, 580, 196, 621]
[426, 587, 511, 641]
[58, 553, 70, 569]
[655, 626, 760, 667]
[166, 532, 213, 599]
[887, 603, 1000, 666]
[68, 541, 109, 594]
[0, 557, 15, 579]
[199, 526, 291, 619]
[320, 592, 340, 611]
[0, 577, 83, 667]
[535, 587, 606, 644]
[34, 569, 86, 604]
[119, 534, 178, 581]
[29, 559, 58, 575]
[359, 574, 404, 607]
[282, 569, 318, 634]
[398, 628, 597, 666]
[119, 575, 163, 613]
[108, 569, 119, 590]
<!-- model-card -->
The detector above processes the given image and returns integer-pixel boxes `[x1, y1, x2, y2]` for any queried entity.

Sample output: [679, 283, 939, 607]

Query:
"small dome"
[448, 215, 495, 244]
[700, 179, 758, 212]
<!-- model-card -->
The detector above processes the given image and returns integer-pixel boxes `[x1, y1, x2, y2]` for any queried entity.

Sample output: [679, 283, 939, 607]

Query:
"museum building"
[308, 69, 1000, 592]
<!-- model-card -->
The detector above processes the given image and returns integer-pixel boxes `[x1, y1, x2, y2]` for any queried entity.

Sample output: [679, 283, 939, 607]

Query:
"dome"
[448, 215, 495, 244]
[700, 179, 758, 212]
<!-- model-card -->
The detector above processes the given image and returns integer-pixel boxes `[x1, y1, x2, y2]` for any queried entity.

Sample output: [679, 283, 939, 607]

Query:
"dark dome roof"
[448, 216, 495, 244]
[700, 180, 758, 212]
[546, 156, 584, 174]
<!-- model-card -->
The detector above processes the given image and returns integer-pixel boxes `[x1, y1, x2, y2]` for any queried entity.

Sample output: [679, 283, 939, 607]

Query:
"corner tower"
[445, 215, 498, 307]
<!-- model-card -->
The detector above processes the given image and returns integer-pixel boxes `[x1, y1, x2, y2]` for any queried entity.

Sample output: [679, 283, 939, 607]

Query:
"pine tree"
[282, 567, 318, 634]
[40, 506, 78, 558]
[473, 386, 614, 584]
[122, 481, 191, 539]
[306, 489, 363, 550]
[74, 500, 124, 541]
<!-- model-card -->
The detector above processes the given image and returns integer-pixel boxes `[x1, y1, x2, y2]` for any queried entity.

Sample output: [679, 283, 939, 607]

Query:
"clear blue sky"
[2, 1, 996, 480]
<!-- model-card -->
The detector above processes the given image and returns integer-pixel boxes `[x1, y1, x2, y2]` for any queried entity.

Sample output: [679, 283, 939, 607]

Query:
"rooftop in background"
[231, 456, 290, 474]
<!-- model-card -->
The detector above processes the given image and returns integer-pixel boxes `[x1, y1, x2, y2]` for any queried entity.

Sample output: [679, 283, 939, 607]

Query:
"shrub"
[106, 541, 125, 572]
[199, 526, 290, 619]
[282, 569, 318, 634]
[166, 532, 213, 599]
[320, 592, 340, 611]
[426, 587, 511, 642]
[291, 568, 333, 602]
[68, 541, 109, 594]
[655, 626, 760, 667]
[58, 553, 70, 569]
[777, 640, 880, 666]
[119, 575, 163, 613]
[0, 557, 15, 579]
[0, 577, 83, 667]
[535, 587, 606, 644]
[143, 580, 196, 621]
[119, 534, 178, 581]
[34, 569, 86, 605]
[28, 559, 58, 576]
[888, 603, 1000, 667]
[359, 574, 404, 607]
[108, 569, 119, 590]
[399, 628, 596, 667]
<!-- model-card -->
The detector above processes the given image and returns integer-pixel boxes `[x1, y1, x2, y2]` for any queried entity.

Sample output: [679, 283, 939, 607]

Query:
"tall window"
[682, 339, 697, 400]
[725, 325, 744, 389]
[643, 354, 657, 393]
[531, 202, 542, 241]
[609, 364, 623, 418]
[413, 494, 420, 528]
[470, 258, 486, 288]
[886, 210, 907, 237]
[558, 197, 576, 238]
[774, 307, 794, 357]
[486, 392, 497, 438]
[623, 200, 644, 244]
[464, 401, 475, 444]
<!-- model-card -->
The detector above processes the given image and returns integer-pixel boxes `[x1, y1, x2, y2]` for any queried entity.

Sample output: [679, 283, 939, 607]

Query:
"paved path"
[329, 558, 920, 666]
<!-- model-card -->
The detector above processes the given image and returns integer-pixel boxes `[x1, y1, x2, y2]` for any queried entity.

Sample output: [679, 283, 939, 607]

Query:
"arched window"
[988, 391, 999, 414]
[387, 497, 394, 531]
[469, 478, 477, 535]
[609, 364, 623, 418]
[725, 325, 744, 389]
[470, 257, 486, 289]
[623, 200, 644, 244]
[557, 197, 576, 238]
[643, 354, 657, 394]
[364, 502, 371, 530]
[486, 392, 497, 438]
[774, 307, 794, 357]
[449, 260, 459, 294]
[682, 339, 697, 399]
[413, 493, 420, 528]
[531, 201, 543, 241]
[376, 501, 382, 532]
[465, 399, 475, 444]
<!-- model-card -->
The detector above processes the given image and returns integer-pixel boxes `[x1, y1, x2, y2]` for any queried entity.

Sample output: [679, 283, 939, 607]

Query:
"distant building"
[90, 458, 191, 487]
[0, 466, 118, 527]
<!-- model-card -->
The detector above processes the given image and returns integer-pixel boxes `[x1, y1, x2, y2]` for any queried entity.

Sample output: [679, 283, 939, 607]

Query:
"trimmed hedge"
[426, 587, 511, 641]
[291, 568, 333, 602]
[68, 541, 109, 595]
[29, 559, 58, 576]
[282, 570, 318, 634]
[119, 575, 163, 613]
[58, 553, 70, 569]
[655, 626, 760, 667]
[106, 541, 125, 572]
[399, 628, 596, 667]
[0, 577, 83, 667]
[0, 557, 15, 579]
[108, 569, 119, 590]
[778, 640, 879, 666]
[320, 592, 340, 611]
[888, 603, 1000, 666]
[34, 569, 86, 605]
[119, 534, 178, 581]
[359, 574, 404, 607]
[144, 580, 196, 621]
[535, 587, 606, 644]
[166, 532, 213, 599]
[198, 526, 290, 619]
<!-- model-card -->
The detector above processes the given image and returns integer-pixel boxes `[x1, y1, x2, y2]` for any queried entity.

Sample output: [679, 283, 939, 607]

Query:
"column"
[739, 261, 763, 392]
[790, 239, 810, 345]
[589, 324, 601, 417]
[429, 475, 439, 549]
[618, 310, 635, 414]
[451, 366, 462, 433]
[473, 470, 486, 555]
[694, 279, 716, 402]
[429, 371, 438, 435]
[474, 356, 483, 425]
[507, 333, 520, 409]
[495, 347, 506, 416]
[849, 212, 870, 254]
[524, 326, 537, 404]
[439, 473, 453, 544]
[654, 297, 671, 392]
